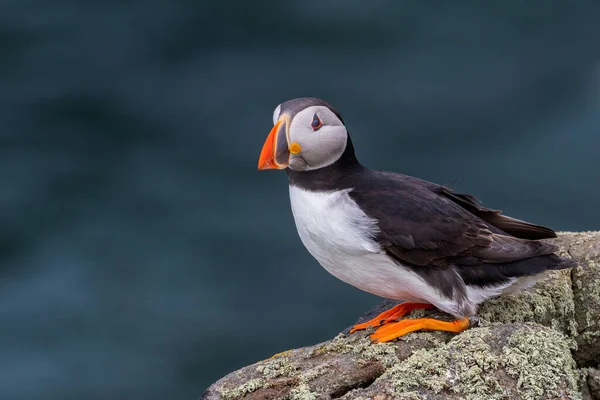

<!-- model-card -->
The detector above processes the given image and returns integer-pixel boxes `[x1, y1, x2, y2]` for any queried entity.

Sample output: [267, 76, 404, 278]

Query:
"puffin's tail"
[496, 254, 577, 276]
[458, 254, 578, 287]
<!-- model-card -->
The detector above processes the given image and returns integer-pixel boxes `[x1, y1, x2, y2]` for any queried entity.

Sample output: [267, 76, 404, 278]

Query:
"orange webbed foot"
[370, 317, 471, 343]
[349, 302, 434, 333]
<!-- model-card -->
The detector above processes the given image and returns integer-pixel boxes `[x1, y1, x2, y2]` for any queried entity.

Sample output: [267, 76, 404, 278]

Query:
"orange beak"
[258, 116, 290, 170]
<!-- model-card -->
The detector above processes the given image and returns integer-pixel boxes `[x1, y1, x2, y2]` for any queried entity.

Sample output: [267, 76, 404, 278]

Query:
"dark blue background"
[1, 1, 599, 399]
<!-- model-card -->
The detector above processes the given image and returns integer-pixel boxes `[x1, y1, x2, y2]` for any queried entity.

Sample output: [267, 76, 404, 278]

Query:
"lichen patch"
[255, 355, 300, 379]
[503, 324, 580, 400]
[382, 324, 581, 400]
[572, 257, 600, 330]
[289, 383, 318, 400]
[387, 346, 450, 395]
[447, 329, 502, 398]
[477, 269, 576, 337]
[217, 378, 267, 399]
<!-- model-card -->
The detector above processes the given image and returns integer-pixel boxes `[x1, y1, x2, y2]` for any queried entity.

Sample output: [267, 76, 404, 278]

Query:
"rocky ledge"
[203, 232, 600, 400]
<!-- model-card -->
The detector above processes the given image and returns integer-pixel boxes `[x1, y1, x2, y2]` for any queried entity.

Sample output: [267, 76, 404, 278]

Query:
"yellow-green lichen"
[577, 329, 600, 350]
[503, 324, 580, 400]
[299, 363, 329, 382]
[217, 378, 267, 399]
[398, 331, 446, 346]
[395, 392, 425, 400]
[573, 257, 600, 329]
[312, 333, 357, 355]
[387, 327, 506, 399]
[477, 270, 577, 337]
[446, 329, 502, 398]
[354, 338, 400, 368]
[255, 355, 300, 379]
[536, 271, 576, 330]
[253, 350, 332, 396]
[289, 383, 318, 400]
[387, 346, 449, 395]
[313, 333, 400, 368]
[384, 324, 581, 400]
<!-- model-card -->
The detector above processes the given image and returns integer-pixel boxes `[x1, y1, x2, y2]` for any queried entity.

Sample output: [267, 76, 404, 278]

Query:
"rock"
[556, 232, 600, 367]
[349, 324, 579, 400]
[203, 232, 600, 399]
[201, 330, 442, 400]
[475, 268, 576, 336]
[588, 369, 600, 400]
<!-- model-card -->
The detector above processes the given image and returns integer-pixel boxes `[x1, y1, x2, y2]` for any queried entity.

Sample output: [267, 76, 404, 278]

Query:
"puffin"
[257, 97, 575, 343]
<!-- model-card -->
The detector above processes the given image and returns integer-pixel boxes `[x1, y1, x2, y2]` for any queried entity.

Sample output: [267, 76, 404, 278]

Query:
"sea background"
[1, 1, 600, 399]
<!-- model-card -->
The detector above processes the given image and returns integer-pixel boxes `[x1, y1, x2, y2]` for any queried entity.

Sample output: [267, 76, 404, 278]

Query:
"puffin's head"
[258, 97, 349, 171]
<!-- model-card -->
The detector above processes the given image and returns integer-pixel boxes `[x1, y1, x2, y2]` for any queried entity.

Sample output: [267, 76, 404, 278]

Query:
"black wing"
[348, 171, 558, 268]
[435, 186, 556, 240]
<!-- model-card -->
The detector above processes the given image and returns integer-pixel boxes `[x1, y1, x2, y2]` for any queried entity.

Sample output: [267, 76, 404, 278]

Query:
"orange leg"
[349, 302, 434, 333]
[370, 317, 470, 343]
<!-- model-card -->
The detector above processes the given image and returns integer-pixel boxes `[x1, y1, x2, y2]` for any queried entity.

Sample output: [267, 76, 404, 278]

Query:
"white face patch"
[287, 106, 348, 171]
[272, 104, 281, 125]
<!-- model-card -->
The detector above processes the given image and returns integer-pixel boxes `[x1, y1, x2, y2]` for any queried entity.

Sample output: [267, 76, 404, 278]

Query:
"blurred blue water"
[1, 1, 600, 399]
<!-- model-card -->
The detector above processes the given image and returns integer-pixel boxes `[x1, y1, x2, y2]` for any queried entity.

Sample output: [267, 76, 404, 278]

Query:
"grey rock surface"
[588, 369, 600, 400]
[203, 232, 600, 399]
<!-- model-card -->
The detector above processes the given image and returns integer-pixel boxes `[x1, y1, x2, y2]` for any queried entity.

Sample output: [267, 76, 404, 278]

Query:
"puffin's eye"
[311, 113, 322, 130]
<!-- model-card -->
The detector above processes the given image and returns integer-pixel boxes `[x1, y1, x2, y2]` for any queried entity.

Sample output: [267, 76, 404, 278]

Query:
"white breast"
[288, 185, 459, 311]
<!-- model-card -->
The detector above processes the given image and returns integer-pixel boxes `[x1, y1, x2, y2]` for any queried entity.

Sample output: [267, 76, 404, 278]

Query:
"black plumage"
[288, 132, 576, 293]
